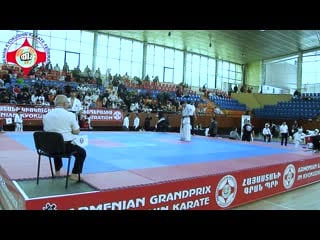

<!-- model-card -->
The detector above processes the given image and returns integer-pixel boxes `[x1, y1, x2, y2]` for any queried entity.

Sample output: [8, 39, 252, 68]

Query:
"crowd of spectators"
[0, 63, 233, 118]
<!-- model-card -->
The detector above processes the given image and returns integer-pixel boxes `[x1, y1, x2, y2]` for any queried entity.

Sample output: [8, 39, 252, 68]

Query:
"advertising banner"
[0, 104, 123, 122]
[24, 157, 320, 210]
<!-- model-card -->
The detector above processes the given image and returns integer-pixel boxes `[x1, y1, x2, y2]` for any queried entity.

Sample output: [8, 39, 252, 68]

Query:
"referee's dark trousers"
[54, 141, 86, 174]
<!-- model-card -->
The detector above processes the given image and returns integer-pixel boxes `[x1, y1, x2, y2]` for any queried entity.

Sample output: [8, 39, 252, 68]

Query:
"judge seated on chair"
[42, 94, 87, 182]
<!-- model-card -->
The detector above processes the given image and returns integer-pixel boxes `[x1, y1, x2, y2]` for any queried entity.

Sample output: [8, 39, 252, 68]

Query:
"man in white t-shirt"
[43, 94, 86, 181]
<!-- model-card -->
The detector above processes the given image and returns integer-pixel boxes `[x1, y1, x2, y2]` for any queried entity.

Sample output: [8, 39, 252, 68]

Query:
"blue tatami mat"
[7, 131, 294, 174]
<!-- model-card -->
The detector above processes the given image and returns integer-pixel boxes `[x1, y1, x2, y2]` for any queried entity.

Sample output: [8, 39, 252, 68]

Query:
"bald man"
[42, 94, 86, 181]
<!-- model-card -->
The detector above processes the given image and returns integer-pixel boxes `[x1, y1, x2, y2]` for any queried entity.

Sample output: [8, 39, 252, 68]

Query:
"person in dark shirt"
[156, 112, 169, 132]
[312, 135, 320, 152]
[0, 118, 4, 132]
[242, 119, 254, 142]
[290, 120, 299, 138]
[208, 117, 218, 137]
[233, 84, 238, 93]
[293, 89, 301, 99]
[143, 112, 152, 131]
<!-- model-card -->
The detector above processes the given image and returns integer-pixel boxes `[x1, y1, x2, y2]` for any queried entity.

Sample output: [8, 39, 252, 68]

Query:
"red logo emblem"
[3, 32, 49, 76]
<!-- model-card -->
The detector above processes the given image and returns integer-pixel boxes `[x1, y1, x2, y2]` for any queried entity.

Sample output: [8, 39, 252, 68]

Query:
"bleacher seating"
[209, 95, 247, 112]
[253, 95, 320, 120]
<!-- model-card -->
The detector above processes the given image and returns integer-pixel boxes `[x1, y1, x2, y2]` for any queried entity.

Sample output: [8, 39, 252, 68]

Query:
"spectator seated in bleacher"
[28, 64, 37, 76]
[200, 83, 207, 94]
[293, 89, 301, 99]
[53, 63, 60, 72]
[214, 106, 224, 115]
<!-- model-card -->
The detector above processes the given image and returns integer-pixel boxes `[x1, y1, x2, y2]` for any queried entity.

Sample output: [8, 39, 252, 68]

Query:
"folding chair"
[33, 131, 80, 188]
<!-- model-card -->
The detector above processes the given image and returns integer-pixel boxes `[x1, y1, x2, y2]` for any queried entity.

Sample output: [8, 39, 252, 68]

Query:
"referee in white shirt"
[42, 94, 86, 181]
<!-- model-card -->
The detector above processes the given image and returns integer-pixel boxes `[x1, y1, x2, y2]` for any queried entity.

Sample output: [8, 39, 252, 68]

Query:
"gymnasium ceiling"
[97, 30, 320, 65]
